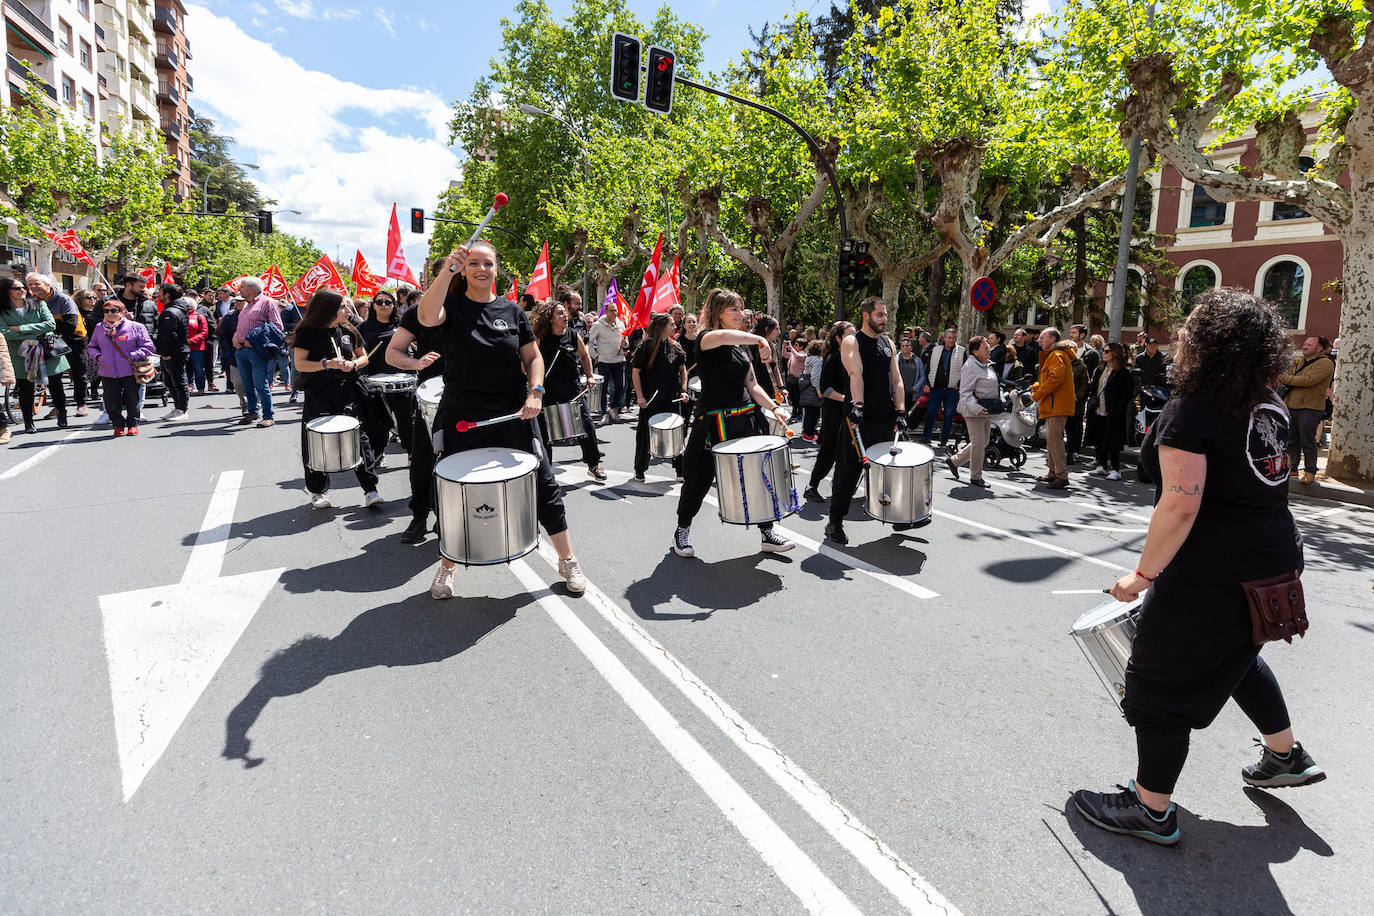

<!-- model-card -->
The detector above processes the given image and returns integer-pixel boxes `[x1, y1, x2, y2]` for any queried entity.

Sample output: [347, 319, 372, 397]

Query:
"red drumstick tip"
[493, 192, 509, 209]
[454, 420, 476, 432]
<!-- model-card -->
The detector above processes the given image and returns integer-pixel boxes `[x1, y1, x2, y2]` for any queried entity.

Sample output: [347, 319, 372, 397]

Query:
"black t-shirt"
[1141, 392, 1302, 583]
[437, 293, 534, 414]
[358, 318, 400, 375]
[538, 329, 585, 403]
[293, 324, 362, 389]
[633, 339, 686, 404]
[398, 307, 445, 382]
[818, 349, 849, 401]
[694, 332, 752, 412]
[857, 332, 896, 420]
[682, 335, 699, 377]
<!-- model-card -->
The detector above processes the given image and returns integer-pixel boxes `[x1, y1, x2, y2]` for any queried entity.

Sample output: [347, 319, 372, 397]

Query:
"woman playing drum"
[416, 240, 587, 599]
[357, 293, 415, 461]
[631, 312, 689, 481]
[530, 300, 606, 482]
[290, 289, 382, 510]
[671, 288, 794, 558]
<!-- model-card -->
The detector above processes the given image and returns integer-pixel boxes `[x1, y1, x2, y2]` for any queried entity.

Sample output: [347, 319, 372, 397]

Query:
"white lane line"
[1054, 521, 1150, 534]
[508, 559, 860, 916]
[1052, 589, 1113, 595]
[0, 428, 88, 480]
[933, 510, 1131, 572]
[181, 470, 243, 583]
[1298, 506, 1348, 522]
[531, 544, 960, 915]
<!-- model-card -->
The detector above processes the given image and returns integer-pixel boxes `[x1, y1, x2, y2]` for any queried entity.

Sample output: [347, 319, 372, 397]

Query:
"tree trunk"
[1072, 214, 1087, 325]
[1326, 218, 1374, 484]
[955, 249, 989, 343]
[763, 271, 782, 322]
[33, 243, 55, 274]
[926, 253, 944, 331]
[881, 269, 904, 325]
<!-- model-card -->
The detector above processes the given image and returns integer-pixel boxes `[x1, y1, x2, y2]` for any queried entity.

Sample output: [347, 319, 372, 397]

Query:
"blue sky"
[186, 0, 822, 267]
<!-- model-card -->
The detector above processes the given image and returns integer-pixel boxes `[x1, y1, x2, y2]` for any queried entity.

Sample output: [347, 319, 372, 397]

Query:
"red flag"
[385, 204, 419, 286]
[651, 253, 680, 314]
[261, 265, 290, 299]
[138, 266, 156, 285]
[629, 234, 662, 332]
[288, 254, 348, 305]
[525, 241, 551, 301]
[351, 252, 382, 299]
[44, 229, 98, 268]
[505, 272, 520, 302]
[227, 274, 254, 292]
[614, 281, 633, 334]
[163, 263, 174, 285]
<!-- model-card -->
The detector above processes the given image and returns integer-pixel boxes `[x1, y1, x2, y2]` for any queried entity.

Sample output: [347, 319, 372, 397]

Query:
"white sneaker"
[558, 556, 586, 595]
[310, 492, 332, 509]
[363, 490, 383, 508]
[430, 564, 456, 599]
[672, 526, 695, 558]
[163, 409, 188, 422]
[1106, 470, 1123, 481]
[1089, 466, 1109, 477]
[760, 529, 796, 553]
[96, 411, 110, 426]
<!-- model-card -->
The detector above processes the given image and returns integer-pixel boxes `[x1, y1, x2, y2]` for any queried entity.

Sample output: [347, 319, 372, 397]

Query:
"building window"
[80, 40, 92, 70]
[1273, 157, 1317, 221]
[78, 0, 90, 17]
[60, 20, 73, 52]
[1179, 264, 1217, 314]
[62, 74, 76, 106]
[1124, 270, 1143, 328]
[1189, 184, 1226, 228]
[82, 90, 95, 119]
[1261, 261, 1305, 329]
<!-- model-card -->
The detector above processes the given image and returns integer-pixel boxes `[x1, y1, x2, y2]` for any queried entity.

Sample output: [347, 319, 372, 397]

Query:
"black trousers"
[163, 351, 189, 411]
[408, 406, 438, 523]
[363, 387, 416, 458]
[1288, 407, 1322, 473]
[829, 415, 896, 526]
[1123, 569, 1293, 794]
[634, 398, 686, 476]
[301, 381, 380, 496]
[101, 376, 140, 429]
[63, 339, 88, 407]
[537, 399, 601, 468]
[437, 406, 568, 536]
[1066, 403, 1086, 456]
[807, 400, 845, 490]
[675, 414, 773, 532]
[16, 377, 65, 425]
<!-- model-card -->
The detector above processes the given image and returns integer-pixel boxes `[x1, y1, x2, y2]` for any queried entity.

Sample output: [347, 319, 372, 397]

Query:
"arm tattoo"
[1168, 483, 1203, 496]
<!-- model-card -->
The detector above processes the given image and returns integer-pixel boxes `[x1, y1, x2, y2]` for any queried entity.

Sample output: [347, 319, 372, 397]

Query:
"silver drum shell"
[1070, 598, 1142, 708]
[417, 377, 444, 431]
[648, 412, 685, 458]
[712, 435, 797, 525]
[541, 400, 587, 444]
[305, 415, 362, 473]
[863, 441, 934, 525]
[581, 375, 604, 411]
[433, 449, 539, 566]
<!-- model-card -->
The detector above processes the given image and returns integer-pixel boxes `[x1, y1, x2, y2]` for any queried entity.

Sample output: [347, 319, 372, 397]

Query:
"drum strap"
[707, 404, 757, 444]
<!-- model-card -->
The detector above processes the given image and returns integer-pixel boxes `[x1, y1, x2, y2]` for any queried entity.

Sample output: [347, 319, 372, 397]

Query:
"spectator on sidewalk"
[218, 295, 250, 420]
[1278, 335, 1334, 485]
[1087, 342, 1136, 480]
[988, 330, 1008, 378]
[193, 292, 219, 392]
[0, 304, 13, 445]
[155, 283, 192, 421]
[1135, 336, 1170, 388]
[85, 298, 154, 437]
[1066, 343, 1091, 465]
[922, 327, 965, 447]
[1031, 327, 1076, 489]
[1014, 327, 1040, 382]
[27, 273, 88, 420]
[187, 293, 211, 394]
[231, 277, 283, 428]
[947, 335, 997, 488]
[588, 308, 627, 421]
[1, 276, 67, 434]
[897, 335, 928, 429]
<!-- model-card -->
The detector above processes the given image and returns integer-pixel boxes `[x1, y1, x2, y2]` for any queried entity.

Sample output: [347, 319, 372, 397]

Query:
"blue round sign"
[971, 276, 997, 312]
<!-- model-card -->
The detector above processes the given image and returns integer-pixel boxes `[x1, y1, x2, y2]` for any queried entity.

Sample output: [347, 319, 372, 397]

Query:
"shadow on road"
[983, 555, 1072, 582]
[624, 552, 788, 621]
[223, 590, 531, 767]
[1057, 788, 1332, 915]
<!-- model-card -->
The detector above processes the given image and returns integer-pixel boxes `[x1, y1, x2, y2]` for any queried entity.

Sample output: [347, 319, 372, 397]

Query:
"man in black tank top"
[825, 297, 906, 545]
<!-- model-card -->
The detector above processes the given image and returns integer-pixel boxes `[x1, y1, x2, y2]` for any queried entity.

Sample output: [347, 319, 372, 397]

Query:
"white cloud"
[185, 4, 458, 267]
[373, 8, 396, 38]
[271, 0, 359, 19]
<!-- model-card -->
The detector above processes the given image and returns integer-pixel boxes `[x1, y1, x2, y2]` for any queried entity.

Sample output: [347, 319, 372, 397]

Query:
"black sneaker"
[759, 528, 795, 553]
[945, 457, 959, 480]
[1073, 782, 1180, 846]
[1242, 740, 1326, 789]
[823, 522, 848, 545]
[672, 526, 694, 558]
[399, 517, 429, 545]
[803, 486, 823, 501]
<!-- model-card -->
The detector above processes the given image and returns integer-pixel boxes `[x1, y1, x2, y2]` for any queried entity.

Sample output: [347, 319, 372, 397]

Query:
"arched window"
[1272, 157, 1316, 221]
[1135, 180, 1154, 224]
[1261, 261, 1305, 328]
[1180, 264, 1218, 314]
[1190, 184, 1227, 227]
[1124, 269, 1143, 328]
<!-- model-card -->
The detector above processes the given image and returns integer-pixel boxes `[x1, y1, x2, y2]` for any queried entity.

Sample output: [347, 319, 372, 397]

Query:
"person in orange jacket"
[1031, 327, 1077, 489]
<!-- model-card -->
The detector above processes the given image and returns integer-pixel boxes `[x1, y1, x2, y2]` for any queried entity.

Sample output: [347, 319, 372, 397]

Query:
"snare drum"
[305, 415, 362, 473]
[863, 440, 934, 525]
[362, 372, 417, 395]
[433, 448, 539, 565]
[712, 435, 798, 526]
[648, 412, 686, 458]
[581, 374, 604, 411]
[687, 377, 702, 402]
[1070, 598, 1142, 707]
[541, 399, 587, 444]
[417, 377, 444, 431]
[767, 406, 792, 438]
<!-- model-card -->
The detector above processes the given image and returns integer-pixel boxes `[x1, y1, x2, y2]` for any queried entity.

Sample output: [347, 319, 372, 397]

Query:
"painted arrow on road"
[99, 470, 283, 802]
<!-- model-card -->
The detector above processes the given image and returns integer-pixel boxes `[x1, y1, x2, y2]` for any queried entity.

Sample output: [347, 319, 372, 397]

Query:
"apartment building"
[3, 0, 100, 144]
[152, 0, 192, 200]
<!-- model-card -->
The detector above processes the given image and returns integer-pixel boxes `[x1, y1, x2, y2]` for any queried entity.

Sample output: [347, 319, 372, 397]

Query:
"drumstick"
[330, 337, 344, 364]
[847, 417, 870, 467]
[364, 339, 386, 361]
[450, 193, 510, 270]
[454, 410, 523, 433]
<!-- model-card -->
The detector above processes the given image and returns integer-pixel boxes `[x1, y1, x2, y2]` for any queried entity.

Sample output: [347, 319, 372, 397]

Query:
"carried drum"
[433, 447, 539, 566]
[863, 440, 934, 526]
[648, 412, 686, 458]
[712, 435, 798, 526]
[305, 415, 362, 473]
[417, 376, 444, 431]
[1070, 598, 1143, 708]
[362, 372, 417, 395]
[541, 398, 588, 444]
[767, 406, 791, 438]
[580, 374, 604, 411]
[687, 377, 702, 402]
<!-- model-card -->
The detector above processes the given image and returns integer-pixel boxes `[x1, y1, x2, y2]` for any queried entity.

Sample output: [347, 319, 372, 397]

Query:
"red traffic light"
[656, 55, 673, 72]
[409, 208, 424, 233]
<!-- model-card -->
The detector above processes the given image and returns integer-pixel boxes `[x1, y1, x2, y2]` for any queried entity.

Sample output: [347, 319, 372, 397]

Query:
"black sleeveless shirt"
[694, 332, 752, 412]
[857, 331, 896, 420]
[538, 329, 584, 403]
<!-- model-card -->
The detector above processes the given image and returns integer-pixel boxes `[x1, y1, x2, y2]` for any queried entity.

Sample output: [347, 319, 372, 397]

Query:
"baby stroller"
[948, 380, 1036, 469]
[147, 354, 170, 407]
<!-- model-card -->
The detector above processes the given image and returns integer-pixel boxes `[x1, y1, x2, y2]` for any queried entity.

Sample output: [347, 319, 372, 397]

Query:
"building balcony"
[130, 80, 154, 119]
[185, 72, 192, 90]
[128, 40, 153, 77]
[154, 42, 177, 70]
[160, 116, 180, 140]
[182, 35, 190, 58]
[126, 0, 152, 39]
[97, 72, 109, 99]
[152, 4, 175, 33]
[99, 4, 124, 33]
[94, 22, 107, 48]
[6, 53, 58, 102]
[3, 0, 58, 56]
[155, 80, 178, 104]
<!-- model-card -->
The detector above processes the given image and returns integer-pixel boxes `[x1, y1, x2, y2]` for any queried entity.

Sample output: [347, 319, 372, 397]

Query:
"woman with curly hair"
[1073, 288, 1322, 847]
[532, 299, 605, 481]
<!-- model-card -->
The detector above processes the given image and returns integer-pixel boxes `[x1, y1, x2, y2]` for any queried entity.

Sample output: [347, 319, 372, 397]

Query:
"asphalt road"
[2, 388, 1371, 915]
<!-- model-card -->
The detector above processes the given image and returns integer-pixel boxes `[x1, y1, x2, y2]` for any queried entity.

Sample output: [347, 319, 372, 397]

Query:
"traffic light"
[609, 32, 641, 103]
[839, 238, 870, 292]
[644, 45, 676, 115]
[256, 209, 273, 234]
[410, 207, 425, 233]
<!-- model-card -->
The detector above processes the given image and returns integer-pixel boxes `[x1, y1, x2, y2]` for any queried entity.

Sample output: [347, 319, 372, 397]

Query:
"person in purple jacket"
[85, 299, 155, 437]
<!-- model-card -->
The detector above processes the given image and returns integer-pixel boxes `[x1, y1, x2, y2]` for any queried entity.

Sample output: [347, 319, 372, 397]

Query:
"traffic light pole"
[671, 74, 849, 320]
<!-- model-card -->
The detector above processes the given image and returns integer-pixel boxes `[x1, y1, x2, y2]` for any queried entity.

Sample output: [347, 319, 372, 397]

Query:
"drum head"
[417, 377, 444, 403]
[649, 412, 684, 430]
[865, 440, 934, 468]
[436, 447, 538, 483]
[688, 379, 702, 395]
[713, 434, 787, 455]
[307, 414, 360, 433]
[369, 372, 413, 385]
[1071, 599, 1140, 635]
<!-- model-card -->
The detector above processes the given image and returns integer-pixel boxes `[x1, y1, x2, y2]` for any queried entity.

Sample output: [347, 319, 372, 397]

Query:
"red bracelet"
[1135, 568, 1156, 582]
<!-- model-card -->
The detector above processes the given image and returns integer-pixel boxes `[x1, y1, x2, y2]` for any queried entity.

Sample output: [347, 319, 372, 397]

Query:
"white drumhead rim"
[713, 434, 788, 455]
[417, 377, 444, 401]
[367, 372, 414, 383]
[865, 440, 935, 467]
[1071, 599, 1140, 634]
[649, 412, 685, 430]
[306, 414, 360, 433]
[436, 447, 539, 482]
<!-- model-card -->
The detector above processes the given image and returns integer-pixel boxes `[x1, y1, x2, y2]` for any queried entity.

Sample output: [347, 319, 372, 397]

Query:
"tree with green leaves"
[189, 116, 273, 215]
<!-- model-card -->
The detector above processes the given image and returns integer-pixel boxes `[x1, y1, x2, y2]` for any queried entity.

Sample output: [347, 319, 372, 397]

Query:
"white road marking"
[1054, 521, 1150, 534]
[1052, 589, 1113, 595]
[531, 543, 960, 915]
[508, 559, 860, 916]
[933, 510, 1131, 572]
[0, 429, 88, 480]
[1298, 506, 1348, 522]
[99, 471, 282, 801]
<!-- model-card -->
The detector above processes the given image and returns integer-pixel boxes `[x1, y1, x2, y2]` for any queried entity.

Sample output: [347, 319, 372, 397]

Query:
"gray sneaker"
[1242, 740, 1326, 789]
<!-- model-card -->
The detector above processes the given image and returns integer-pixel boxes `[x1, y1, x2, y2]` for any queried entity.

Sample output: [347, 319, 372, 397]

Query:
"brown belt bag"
[1241, 571, 1308, 645]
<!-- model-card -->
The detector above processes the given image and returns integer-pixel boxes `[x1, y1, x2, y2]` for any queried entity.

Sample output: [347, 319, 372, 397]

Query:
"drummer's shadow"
[223, 591, 530, 768]
[1057, 788, 1333, 915]
[624, 554, 787, 622]
[278, 531, 436, 595]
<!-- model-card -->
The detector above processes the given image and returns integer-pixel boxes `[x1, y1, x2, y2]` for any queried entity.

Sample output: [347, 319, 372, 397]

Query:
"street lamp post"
[519, 103, 591, 309]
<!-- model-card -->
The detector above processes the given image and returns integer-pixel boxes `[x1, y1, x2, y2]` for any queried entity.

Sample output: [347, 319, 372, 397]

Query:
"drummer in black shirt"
[531, 300, 605, 481]
[631, 313, 688, 481]
[416, 240, 586, 599]
[826, 297, 906, 546]
[804, 321, 856, 501]
[357, 293, 414, 462]
[386, 297, 446, 544]
[672, 288, 794, 558]
[290, 289, 382, 511]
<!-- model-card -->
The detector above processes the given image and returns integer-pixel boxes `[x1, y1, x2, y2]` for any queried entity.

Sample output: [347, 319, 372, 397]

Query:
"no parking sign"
[971, 276, 997, 311]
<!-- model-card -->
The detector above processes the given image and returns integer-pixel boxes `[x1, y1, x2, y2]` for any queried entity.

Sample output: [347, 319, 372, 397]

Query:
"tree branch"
[696, 184, 768, 279]
[990, 169, 1127, 271]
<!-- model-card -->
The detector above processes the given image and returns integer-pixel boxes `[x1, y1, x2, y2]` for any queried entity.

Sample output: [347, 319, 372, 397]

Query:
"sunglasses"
[373, 300, 395, 306]
[103, 307, 122, 313]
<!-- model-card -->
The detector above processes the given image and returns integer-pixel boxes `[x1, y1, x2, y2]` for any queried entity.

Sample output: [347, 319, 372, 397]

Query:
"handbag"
[108, 331, 157, 384]
[977, 396, 1005, 415]
[1240, 571, 1308, 645]
[43, 333, 72, 360]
